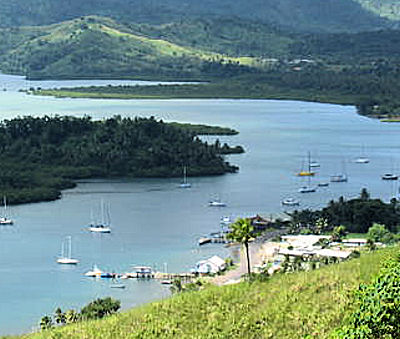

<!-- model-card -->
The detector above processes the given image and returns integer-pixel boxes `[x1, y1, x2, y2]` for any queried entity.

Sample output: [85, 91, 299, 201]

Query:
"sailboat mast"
[101, 200, 105, 225]
[61, 240, 65, 258]
[3, 196, 7, 218]
[68, 236, 72, 259]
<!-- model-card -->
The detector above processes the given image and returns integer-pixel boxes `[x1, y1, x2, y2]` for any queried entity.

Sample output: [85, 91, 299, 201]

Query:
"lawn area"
[21, 247, 396, 338]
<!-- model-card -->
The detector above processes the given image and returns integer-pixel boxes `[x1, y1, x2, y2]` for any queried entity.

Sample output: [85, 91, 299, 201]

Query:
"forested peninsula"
[0, 116, 241, 205]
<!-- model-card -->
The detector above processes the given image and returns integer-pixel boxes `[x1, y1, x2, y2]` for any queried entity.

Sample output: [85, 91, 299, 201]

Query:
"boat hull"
[57, 258, 79, 265]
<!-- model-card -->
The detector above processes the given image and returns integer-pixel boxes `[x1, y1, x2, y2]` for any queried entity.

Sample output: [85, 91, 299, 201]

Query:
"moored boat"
[84, 265, 103, 277]
[330, 174, 348, 183]
[355, 156, 370, 164]
[179, 166, 191, 188]
[281, 197, 300, 206]
[382, 173, 398, 180]
[298, 186, 317, 193]
[208, 200, 227, 207]
[56, 236, 79, 265]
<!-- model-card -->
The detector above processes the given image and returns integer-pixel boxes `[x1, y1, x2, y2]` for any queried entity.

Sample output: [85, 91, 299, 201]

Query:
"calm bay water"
[0, 75, 400, 334]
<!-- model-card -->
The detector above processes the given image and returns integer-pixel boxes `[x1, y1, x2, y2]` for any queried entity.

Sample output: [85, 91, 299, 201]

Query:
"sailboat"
[298, 177, 317, 193]
[355, 146, 370, 164]
[179, 166, 191, 188]
[330, 161, 348, 183]
[281, 197, 300, 206]
[0, 196, 13, 225]
[296, 152, 315, 176]
[88, 201, 111, 233]
[57, 236, 79, 265]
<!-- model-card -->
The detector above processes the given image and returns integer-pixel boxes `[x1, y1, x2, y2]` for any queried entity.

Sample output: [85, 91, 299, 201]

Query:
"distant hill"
[0, 16, 274, 80]
[0, 0, 393, 33]
[356, 0, 400, 20]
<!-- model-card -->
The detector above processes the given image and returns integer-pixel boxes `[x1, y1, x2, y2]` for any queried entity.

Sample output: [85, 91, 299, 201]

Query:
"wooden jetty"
[154, 272, 195, 280]
[198, 236, 229, 246]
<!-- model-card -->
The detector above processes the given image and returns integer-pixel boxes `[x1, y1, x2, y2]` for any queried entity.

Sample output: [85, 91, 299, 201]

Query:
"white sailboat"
[84, 264, 103, 277]
[179, 166, 191, 188]
[282, 197, 300, 206]
[88, 201, 111, 233]
[298, 173, 317, 193]
[0, 196, 13, 225]
[208, 197, 227, 207]
[330, 161, 348, 183]
[57, 236, 79, 265]
[355, 146, 370, 163]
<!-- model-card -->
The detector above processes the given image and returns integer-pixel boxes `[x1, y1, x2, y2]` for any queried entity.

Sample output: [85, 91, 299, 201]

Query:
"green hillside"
[0, 0, 393, 33]
[356, 0, 400, 20]
[0, 16, 269, 80]
[21, 247, 395, 338]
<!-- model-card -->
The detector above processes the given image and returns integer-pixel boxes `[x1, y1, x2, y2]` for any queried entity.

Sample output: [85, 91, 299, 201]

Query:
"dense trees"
[0, 115, 240, 204]
[40, 297, 121, 330]
[289, 189, 400, 234]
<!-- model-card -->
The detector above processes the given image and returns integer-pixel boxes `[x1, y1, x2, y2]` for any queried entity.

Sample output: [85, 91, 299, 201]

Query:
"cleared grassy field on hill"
[22, 247, 395, 338]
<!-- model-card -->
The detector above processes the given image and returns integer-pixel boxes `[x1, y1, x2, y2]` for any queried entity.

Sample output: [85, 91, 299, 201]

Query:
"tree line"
[0, 115, 240, 204]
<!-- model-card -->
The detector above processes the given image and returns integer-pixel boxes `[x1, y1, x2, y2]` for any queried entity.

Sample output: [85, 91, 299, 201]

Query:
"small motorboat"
[318, 182, 329, 187]
[281, 198, 300, 206]
[161, 279, 173, 285]
[382, 173, 398, 180]
[110, 284, 126, 289]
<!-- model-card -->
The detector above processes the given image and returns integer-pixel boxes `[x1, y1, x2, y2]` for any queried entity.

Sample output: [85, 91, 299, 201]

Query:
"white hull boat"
[57, 236, 79, 265]
[89, 225, 111, 233]
[179, 166, 191, 188]
[209, 201, 227, 207]
[298, 186, 317, 193]
[282, 198, 300, 206]
[0, 197, 13, 225]
[355, 157, 370, 164]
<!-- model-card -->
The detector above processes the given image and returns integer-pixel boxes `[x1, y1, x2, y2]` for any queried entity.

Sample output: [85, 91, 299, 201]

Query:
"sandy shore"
[212, 241, 281, 285]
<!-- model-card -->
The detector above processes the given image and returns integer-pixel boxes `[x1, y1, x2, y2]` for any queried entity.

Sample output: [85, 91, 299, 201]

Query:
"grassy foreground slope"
[26, 248, 395, 338]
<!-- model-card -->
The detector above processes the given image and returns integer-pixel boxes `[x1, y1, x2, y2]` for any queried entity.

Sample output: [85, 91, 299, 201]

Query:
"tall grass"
[24, 248, 394, 338]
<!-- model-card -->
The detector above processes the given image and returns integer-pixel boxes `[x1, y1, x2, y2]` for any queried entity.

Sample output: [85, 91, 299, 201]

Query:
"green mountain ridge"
[0, 16, 270, 80]
[0, 16, 293, 80]
[0, 0, 395, 33]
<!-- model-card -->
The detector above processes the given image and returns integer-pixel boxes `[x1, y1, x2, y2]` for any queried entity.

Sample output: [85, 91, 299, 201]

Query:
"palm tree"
[227, 218, 255, 276]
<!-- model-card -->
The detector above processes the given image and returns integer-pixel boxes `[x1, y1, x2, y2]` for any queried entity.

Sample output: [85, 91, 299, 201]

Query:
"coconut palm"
[227, 218, 256, 276]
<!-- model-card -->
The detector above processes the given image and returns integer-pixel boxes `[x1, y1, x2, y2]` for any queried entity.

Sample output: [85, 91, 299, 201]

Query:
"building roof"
[342, 238, 368, 244]
[208, 255, 226, 268]
[314, 249, 352, 259]
[281, 235, 331, 248]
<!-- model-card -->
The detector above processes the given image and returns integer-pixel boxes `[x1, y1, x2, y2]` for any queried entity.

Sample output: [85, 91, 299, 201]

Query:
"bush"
[80, 297, 121, 320]
[336, 254, 400, 337]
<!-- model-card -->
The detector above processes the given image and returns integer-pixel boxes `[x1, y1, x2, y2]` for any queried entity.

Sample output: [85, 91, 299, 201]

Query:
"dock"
[198, 236, 230, 246]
